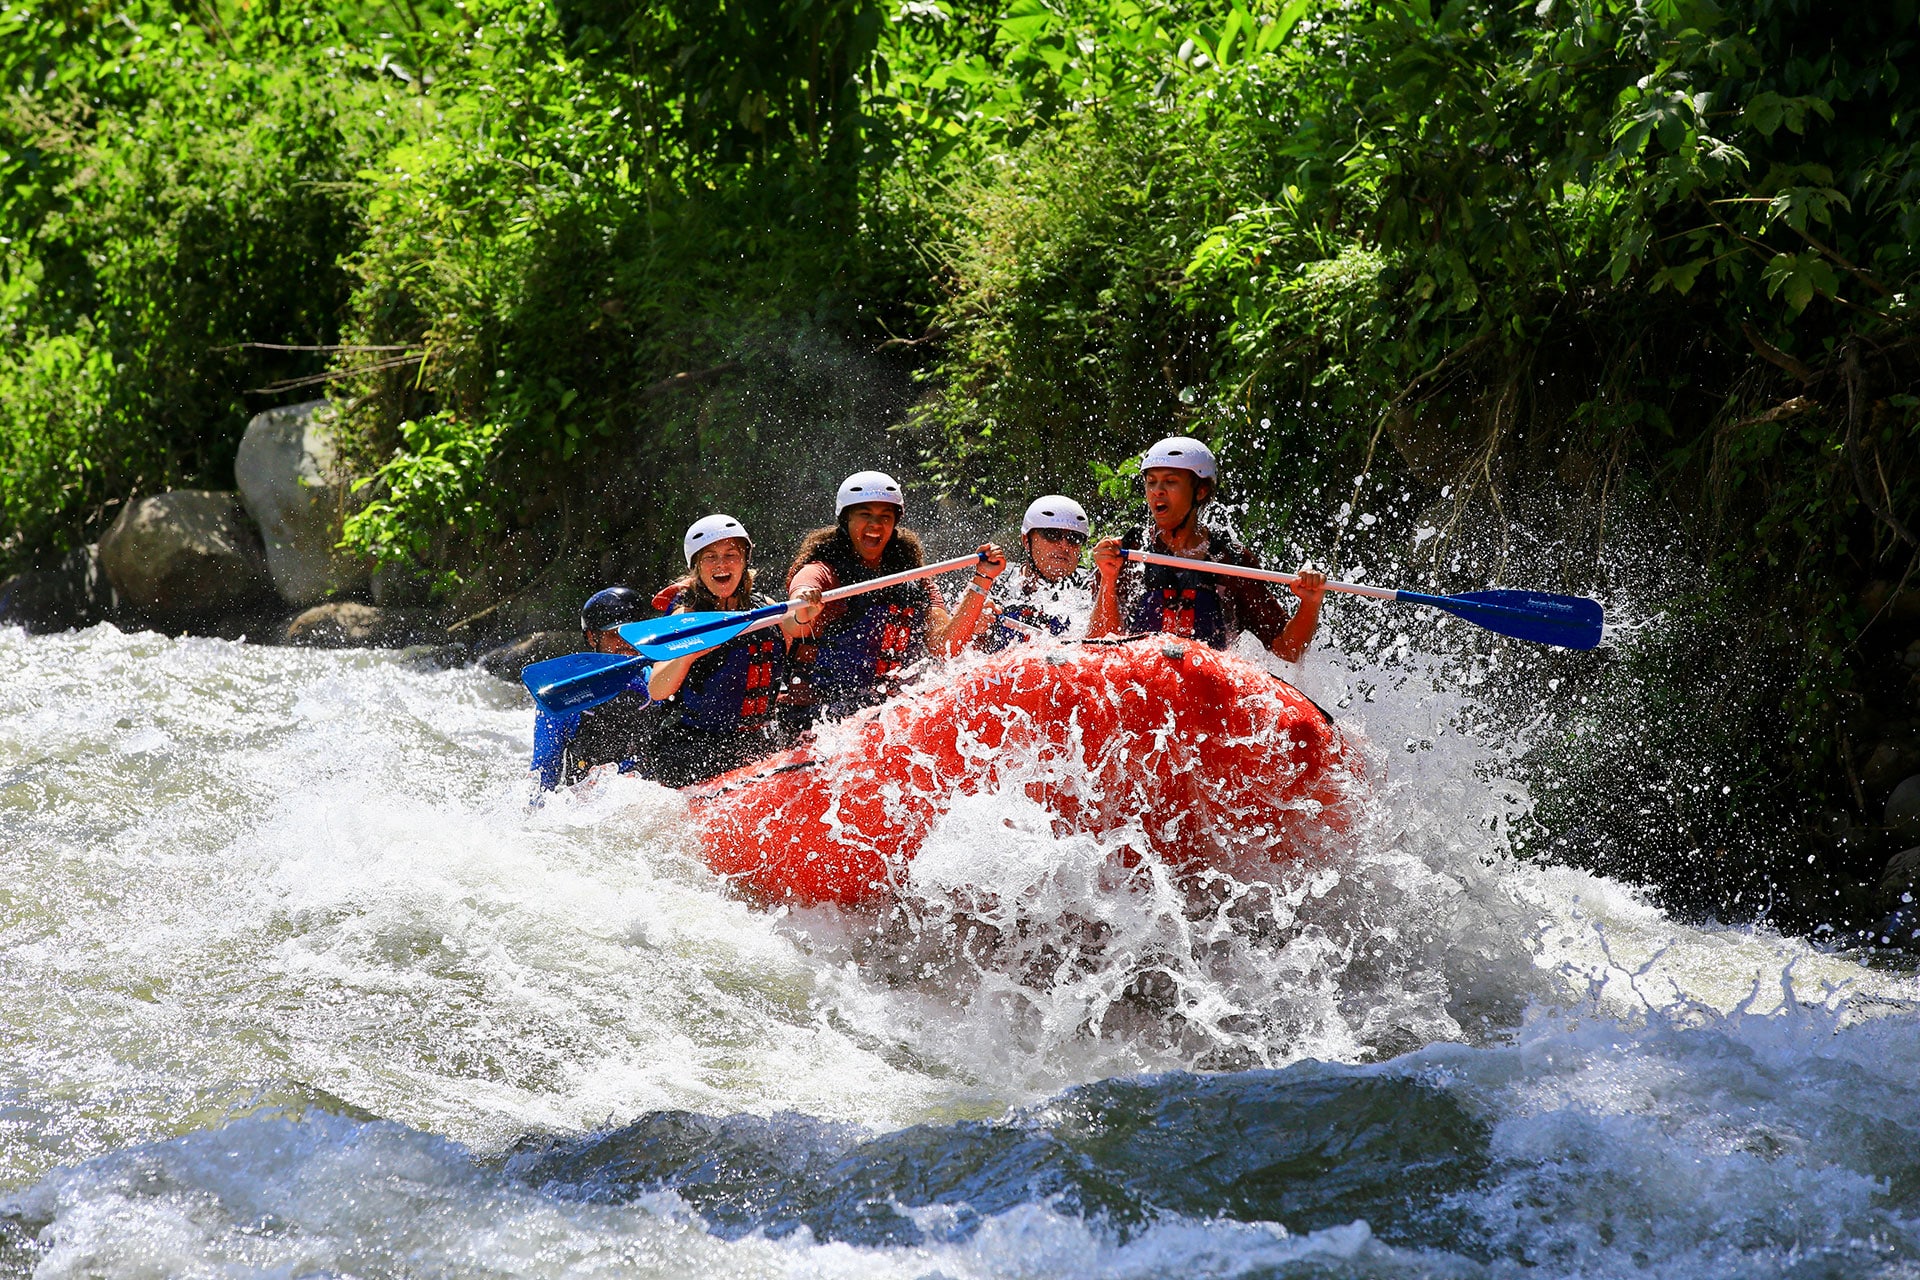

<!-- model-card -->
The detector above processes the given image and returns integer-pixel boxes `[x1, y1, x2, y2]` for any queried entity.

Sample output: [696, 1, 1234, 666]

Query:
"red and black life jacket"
[653, 587, 786, 734]
[788, 547, 930, 711]
[1122, 528, 1230, 650]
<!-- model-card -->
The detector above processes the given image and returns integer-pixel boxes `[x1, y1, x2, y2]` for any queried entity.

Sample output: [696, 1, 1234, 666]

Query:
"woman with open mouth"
[638, 515, 824, 787]
[782, 470, 1006, 729]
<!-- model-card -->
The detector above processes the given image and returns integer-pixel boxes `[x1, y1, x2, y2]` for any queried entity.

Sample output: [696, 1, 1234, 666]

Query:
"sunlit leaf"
[1761, 252, 1839, 314]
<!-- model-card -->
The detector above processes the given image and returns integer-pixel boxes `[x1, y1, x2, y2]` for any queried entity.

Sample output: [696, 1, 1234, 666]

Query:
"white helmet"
[835, 470, 905, 516]
[1020, 495, 1090, 537]
[1140, 436, 1217, 481]
[683, 513, 752, 566]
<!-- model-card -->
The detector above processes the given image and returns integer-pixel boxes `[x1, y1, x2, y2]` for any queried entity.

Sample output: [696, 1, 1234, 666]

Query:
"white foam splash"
[2, 622, 1917, 1277]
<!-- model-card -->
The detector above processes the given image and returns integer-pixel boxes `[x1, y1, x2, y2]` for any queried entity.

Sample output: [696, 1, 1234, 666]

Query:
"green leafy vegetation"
[0, 0, 399, 559]
[2, 0, 1916, 930]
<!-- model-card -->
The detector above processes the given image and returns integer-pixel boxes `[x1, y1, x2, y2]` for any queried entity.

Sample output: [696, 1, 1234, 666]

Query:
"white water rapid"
[1, 621, 1916, 1278]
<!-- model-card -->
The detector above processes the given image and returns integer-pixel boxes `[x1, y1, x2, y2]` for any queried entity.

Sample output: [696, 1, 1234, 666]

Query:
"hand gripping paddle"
[1119, 548, 1604, 650]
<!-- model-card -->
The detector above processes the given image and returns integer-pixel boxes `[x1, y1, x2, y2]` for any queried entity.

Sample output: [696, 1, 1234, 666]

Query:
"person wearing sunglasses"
[976, 495, 1095, 651]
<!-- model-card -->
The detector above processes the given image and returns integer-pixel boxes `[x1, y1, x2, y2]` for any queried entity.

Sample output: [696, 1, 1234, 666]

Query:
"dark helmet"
[580, 586, 647, 634]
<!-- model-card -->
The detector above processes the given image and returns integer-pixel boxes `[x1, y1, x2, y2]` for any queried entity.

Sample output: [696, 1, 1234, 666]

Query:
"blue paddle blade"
[1396, 589, 1605, 650]
[630, 615, 757, 661]
[618, 600, 788, 662]
[521, 652, 648, 714]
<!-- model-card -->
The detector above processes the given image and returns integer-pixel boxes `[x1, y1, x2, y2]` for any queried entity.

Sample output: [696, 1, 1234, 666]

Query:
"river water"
[1, 622, 1916, 1278]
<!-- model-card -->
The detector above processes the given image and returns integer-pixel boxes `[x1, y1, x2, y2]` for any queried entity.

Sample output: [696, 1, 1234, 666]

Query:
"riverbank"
[0, 397, 571, 672]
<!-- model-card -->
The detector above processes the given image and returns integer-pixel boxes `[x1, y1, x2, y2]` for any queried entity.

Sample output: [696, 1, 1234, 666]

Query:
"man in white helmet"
[975, 494, 1094, 652]
[783, 470, 1007, 725]
[1088, 436, 1326, 661]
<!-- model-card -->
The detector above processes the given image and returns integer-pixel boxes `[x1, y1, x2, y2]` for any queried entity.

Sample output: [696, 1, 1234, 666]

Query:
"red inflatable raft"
[682, 635, 1362, 906]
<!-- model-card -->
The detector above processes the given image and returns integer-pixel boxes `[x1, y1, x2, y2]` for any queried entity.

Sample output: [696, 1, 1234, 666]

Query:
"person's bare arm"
[785, 562, 840, 638]
[646, 653, 693, 700]
[1271, 567, 1327, 663]
[779, 585, 823, 643]
[929, 544, 1007, 654]
[646, 608, 697, 699]
[1087, 536, 1125, 638]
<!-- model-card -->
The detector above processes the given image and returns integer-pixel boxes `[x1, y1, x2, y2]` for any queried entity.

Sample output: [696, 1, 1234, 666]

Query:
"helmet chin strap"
[1171, 477, 1216, 541]
[1162, 493, 1203, 542]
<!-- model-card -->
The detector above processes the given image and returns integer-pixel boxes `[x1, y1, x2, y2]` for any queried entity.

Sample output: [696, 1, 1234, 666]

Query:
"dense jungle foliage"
[2, 0, 1917, 932]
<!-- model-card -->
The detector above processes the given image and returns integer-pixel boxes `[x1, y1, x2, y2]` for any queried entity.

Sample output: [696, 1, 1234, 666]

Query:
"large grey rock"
[0, 544, 119, 633]
[284, 601, 436, 649]
[98, 491, 273, 617]
[235, 400, 369, 606]
[1887, 774, 1920, 839]
[1878, 847, 1920, 906]
[1863, 740, 1920, 794]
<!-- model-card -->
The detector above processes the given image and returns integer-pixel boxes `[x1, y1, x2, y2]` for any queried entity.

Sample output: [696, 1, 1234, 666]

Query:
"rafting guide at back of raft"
[1087, 436, 1327, 660]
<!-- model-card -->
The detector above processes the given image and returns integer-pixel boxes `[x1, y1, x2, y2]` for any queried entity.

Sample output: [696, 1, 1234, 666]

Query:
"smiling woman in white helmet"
[783, 470, 1007, 726]
[1088, 436, 1326, 661]
[975, 494, 1094, 652]
[634, 514, 824, 787]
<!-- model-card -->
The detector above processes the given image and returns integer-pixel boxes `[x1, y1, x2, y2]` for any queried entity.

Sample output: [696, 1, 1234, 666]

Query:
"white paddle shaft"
[1122, 547, 1397, 601]
[819, 552, 985, 604]
[734, 551, 989, 639]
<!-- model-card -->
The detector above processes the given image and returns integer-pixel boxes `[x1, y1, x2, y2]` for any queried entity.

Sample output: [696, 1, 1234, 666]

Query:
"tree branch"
[1725, 395, 1818, 431]
[216, 341, 422, 354]
[1795, 226, 1893, 298]
[873, 324, 946, 351]
[1843, 342, 1918, 549]
[246, 354, 425, 395]
[1741, 323, 1821, 383]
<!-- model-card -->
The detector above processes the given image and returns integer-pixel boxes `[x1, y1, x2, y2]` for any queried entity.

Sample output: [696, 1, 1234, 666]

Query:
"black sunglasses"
[1030, 528, 1086, 546]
